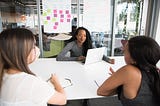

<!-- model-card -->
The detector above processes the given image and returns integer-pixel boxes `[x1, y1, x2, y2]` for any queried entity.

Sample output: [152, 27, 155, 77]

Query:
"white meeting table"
[29, 56, 125, 100]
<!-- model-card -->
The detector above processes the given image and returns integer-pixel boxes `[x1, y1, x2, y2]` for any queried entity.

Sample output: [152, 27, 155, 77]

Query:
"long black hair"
[73, 27, 93, 56]
[128, 36, 160, 99]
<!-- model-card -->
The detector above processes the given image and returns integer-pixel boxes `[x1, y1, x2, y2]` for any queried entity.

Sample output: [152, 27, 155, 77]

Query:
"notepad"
[84, 47, 106, 65]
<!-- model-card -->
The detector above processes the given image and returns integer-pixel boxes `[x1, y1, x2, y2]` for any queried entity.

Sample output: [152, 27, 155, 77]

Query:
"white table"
[29, 56, 125, 100]
[48, 33, 72, 41]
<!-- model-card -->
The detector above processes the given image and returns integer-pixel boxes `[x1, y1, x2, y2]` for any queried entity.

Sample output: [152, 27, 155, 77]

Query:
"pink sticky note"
[66, 10, 69, 14]
[67, 14, 71, 18]
[46, 16, 50, 20]
[55, 22, 58, 25]
[53, 26, 57, 29]
[59, 10, 63, 14]
[60, 14, 64, 18]
[53, 10, 57, 14]
[60, 19, 64, 22]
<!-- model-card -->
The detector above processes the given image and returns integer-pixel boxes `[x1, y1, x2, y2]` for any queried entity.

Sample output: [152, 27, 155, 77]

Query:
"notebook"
[84, 47, 106, 65]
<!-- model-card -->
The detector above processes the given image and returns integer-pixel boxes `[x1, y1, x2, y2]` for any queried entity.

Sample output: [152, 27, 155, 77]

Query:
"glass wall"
[78, 0, 147, 56]
[0, 0, 149, 57]
[111, 0, 148, 56]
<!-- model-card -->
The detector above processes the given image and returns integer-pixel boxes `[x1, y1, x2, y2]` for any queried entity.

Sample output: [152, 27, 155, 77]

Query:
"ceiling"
[0, 0, 38, 7]
[0, 0, 40, 13]
[0, 0, 81, 14]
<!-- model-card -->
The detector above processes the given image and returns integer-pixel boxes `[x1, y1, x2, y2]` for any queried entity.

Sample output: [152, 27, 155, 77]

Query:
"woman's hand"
[50, 74, 60, 84]
[109, 59, 115, 64]
[77, 56, 86, 61]
[108, 67, 115, 75]
[48, 74, 67, 105]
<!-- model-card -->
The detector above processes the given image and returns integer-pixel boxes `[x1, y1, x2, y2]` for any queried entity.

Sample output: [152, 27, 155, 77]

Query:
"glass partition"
[0, 0, 148, 57]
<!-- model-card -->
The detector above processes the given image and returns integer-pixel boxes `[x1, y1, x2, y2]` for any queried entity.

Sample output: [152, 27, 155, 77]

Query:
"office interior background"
[0, 0, 159, 58]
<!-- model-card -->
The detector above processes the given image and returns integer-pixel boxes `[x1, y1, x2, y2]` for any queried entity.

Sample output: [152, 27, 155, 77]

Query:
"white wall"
[155, 0, 160, 45]
[155, 10, 160, 45]
[155, 10, 160, 67]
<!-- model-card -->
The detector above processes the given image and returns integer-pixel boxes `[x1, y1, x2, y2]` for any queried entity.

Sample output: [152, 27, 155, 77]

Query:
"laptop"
[84, 47, 106, 65]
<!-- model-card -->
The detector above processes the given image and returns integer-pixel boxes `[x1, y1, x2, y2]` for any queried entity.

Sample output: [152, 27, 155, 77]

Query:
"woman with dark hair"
[97, 36, 160, 106]
[0, 28, 66, 106]
[56, 27, 114, 63]
[56, 27, 92, 61]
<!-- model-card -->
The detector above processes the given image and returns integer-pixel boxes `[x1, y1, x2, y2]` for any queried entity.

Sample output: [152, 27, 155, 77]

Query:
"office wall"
[155, 10, 160, 45]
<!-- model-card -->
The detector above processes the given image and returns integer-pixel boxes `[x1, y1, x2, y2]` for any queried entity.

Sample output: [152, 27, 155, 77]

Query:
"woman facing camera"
[56, 27, 114, 64]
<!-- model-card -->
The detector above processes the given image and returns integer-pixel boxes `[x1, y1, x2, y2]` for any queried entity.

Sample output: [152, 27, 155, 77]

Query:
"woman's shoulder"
[121, 64, 140, 72]
[22, 72, 43, 82]
[66, 41, 77, 47]
[69, 40, 77, 44]
[118, 64, 141, 79]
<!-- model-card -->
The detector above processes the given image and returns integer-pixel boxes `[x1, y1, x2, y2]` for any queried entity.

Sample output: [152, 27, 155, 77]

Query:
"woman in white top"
[0, 28, 66, 106]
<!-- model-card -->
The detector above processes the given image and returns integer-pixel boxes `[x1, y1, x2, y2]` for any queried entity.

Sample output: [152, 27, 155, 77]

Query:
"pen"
[46, 77, 51, 82]
[94, 80, 99, 87]
[46, 73, 54, 82]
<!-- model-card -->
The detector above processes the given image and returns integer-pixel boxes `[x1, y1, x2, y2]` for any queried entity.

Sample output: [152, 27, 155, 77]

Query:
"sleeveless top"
[118, 71, 159, 106]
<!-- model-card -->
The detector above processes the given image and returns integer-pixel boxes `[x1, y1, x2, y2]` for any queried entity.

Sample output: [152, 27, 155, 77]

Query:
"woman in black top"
[97, 36, 160, 106]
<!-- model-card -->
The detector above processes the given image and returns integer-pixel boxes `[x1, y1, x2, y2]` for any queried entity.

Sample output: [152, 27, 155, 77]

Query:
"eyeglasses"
[46, 77, 73, 89]
[63, 78, 73, 89]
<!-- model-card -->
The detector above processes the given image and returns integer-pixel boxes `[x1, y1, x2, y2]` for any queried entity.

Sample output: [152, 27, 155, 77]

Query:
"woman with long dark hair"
[56, 27, 92, 61]
[97, 36, 160, 106]
[56, 27, 114, 63]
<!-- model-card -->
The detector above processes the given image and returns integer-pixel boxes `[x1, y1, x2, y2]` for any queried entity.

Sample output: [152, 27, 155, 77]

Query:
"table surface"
[48, 34, 72, 40]
[29, 56, 126, 100]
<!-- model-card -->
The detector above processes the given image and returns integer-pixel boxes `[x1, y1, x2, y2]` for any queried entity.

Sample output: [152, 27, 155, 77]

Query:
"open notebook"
[84, 47, 106, 65]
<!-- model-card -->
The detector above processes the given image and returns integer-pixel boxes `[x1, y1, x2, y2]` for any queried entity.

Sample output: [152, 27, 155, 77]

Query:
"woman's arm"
[97, 66, 126, 96]
[48, 74, 67, 105]
[56, 42, 78, 61]
[97, 65, 141, 98]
